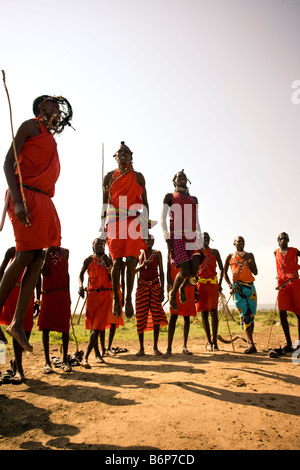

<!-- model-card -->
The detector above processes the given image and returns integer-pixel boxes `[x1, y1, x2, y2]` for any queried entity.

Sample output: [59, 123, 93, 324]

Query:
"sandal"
[43, 364, 53, 374]
[268, 349, 278, 358]
[61, 362, 72, 372]
[2, 369, 14, 383]
[244, 344, 257, 354]
[51, 357, 62, 367]
[112, 347, 129, 354]
[11, 372, 24, 384]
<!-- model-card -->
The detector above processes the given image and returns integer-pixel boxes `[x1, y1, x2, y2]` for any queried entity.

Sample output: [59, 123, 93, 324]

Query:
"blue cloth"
[232, 281, 257, 330]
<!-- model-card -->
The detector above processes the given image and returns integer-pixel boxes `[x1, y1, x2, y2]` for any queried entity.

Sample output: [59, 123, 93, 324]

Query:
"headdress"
[113, 141, 133, 157]
[32, 95, 74, 134]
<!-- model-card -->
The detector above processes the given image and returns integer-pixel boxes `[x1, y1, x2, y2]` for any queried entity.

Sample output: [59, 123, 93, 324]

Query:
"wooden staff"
[70, 311, 79, 353]
[72, 295, 81, 320]
[0, 190, 11, 231]
[1, 70, 29, 223]
[217, 293, 235, 351]
[77, 297, 87, 324]
[266, 294, 278, 350]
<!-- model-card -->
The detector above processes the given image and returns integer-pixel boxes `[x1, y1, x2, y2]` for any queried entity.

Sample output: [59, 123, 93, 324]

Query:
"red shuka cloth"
[85, 259, 123, 331]
[196, 248, 219, 312]
[170, 263, 196, 317]
[107, 169, 146, 260]
[275, 247, 300, 315]
[0, 265, 34, 332]
[7, 118, 61, 252]
[38, 250, 71, 333]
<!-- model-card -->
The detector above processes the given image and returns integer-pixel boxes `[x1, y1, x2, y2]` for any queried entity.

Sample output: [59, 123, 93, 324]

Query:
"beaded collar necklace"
[50, 247, 62, 265]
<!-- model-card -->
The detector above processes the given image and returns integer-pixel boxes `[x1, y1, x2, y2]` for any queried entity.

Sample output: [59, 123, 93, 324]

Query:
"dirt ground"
[0, 325, 299, 452]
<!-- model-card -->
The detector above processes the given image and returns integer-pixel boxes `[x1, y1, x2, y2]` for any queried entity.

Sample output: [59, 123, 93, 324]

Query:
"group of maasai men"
[0, 95, 299, 385]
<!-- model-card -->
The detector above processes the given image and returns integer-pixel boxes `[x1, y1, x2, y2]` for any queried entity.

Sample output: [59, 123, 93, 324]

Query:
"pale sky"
[0, 0, 299, 306]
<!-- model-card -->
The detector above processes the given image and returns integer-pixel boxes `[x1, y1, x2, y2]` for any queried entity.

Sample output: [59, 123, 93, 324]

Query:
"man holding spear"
[0, 81, 73, 352]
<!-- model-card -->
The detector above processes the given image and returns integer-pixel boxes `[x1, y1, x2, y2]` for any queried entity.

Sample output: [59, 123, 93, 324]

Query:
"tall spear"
[1, 70, 29, 225]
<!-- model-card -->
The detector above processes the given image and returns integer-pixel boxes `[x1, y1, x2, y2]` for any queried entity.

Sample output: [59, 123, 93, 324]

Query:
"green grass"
[3, 309, 297, 347]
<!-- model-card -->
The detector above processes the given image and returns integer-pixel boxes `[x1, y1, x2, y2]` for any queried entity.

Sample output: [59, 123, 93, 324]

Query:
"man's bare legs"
[202, 309, 219, 351]
[111, 256, 137, 319]
[169, 255, 203, 309]
[136, 324, 162, 357]
[279, 310, 300, 352]
[182, 315, 193, 355]
[5, 249, 43, 352]
[125, 256, 137, 319]
[111, 258, 123, 317]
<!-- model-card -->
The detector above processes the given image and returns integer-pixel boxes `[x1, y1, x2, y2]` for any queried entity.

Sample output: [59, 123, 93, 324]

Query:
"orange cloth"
[196, 248, 219, 312]
[85, 258, 124, 330]
[106, 168, 146, 260]
[0, 265, 34, 332]
[169, 263, 196, 317]
[7, 118, 61, 252]
[38, 249, 71, 333]
[229, 253, 255, 283]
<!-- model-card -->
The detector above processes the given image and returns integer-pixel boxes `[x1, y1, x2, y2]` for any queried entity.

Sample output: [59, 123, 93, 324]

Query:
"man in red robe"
[78, 238, 124, 367]
[100, 141, 151, 319]
[161, 170, 204, 311]
[195, 232, 224, 351]
[0, 95, 73, 352]
[38, 247, 72, 373]
[274, 232, 300, 352]
[0, 247, 40, 383]
[163, 253, 197, 358]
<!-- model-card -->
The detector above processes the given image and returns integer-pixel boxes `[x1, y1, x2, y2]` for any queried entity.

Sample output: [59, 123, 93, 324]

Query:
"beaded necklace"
[106, 163, 133, 202]
[93, 254, 112, 274]
[50, 247, 62, 265]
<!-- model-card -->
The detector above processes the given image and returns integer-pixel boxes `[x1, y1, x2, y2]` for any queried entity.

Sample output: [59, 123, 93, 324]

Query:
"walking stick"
[2, 70, 29, 224]
[72, 295, 81, 320]
[266, 294, 278, 350]
[70, 313, 79, 352]
[224, 304, 235, 352]
[0, 190, 11, 231]
[217, 293, 235, 351]
[77, 297, 87, 324]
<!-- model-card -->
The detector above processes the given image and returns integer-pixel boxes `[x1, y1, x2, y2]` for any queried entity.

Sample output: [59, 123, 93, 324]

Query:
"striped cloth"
[135, 278, 168, 334]
[171, 237, 201, 268]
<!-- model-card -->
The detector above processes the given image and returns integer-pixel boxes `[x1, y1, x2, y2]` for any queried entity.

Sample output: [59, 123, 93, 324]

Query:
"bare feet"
[169, 292, 177, 311]
[95, 355, 106, 363]
[136, 348, 145, 357]
[112, 298, 122, 318]
[182, 348, 193, 355]
[163, 350, 172, 358]
[6, 324, 33, 352]
[153, 348, 162, 356]
[125, 300, 134, 319]
[179, 288, 187, 304]
[81, 358, 91, 369]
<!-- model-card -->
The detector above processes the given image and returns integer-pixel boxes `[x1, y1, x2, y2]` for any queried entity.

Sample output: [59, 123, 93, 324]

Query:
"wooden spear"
[2, 70, 29, 224]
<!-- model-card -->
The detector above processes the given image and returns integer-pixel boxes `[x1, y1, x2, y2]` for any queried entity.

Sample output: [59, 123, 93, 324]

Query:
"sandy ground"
[0, 325, 299, 452]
